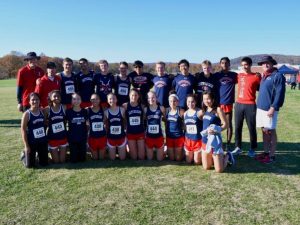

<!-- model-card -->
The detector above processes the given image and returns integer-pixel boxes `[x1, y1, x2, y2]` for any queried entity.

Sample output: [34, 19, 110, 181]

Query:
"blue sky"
[0, 0, 299, 63]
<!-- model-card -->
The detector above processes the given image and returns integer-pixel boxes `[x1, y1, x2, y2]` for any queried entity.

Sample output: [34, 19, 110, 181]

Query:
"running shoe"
[247, 149, 256, 158]
[231, 147, 242, 156]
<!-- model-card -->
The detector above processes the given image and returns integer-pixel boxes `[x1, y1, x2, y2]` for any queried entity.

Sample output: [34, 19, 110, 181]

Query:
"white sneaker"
[231, 147, 242, 155]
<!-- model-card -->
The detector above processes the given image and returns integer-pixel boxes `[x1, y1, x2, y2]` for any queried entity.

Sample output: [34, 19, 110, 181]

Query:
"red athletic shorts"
[145, 136, 164, 149]
[100, 102, 109, 109]
[48, 138, 68, 149]
[107, 137, 126, 147]
[88, 136, 107, 151]
[65, 104, 73, 110]
[127, 132, 145, 141]
[220, 104, 233, 113]
[184, 138, 202, 152]
[166, 136, 184, 148]
[80, 102, 92, 108]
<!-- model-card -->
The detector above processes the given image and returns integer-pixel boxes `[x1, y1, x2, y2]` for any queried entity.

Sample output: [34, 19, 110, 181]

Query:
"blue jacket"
[257, 70, 286, 111]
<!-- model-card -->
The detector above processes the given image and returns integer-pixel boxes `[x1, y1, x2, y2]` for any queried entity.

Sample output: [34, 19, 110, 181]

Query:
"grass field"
[0, 79, 299, 225]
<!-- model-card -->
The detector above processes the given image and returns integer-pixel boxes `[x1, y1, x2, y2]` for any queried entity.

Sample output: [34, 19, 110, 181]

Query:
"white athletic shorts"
[256, 108, 278, 130]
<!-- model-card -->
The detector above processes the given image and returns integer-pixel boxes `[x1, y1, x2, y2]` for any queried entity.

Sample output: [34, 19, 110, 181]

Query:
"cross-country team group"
[17, 52, 286, 172]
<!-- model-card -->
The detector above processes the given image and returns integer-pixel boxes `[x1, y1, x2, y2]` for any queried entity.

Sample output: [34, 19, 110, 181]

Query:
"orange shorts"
[88, 136, 107, 151]
[107, 137, 126, 148]
[127, 132, 145, 141]
[166, 136, 184, 149]
[184, 138, 202, 152]
[145, 136, 164, 149]
[80, 102, 92, 108]
[220, 104, 233, 113]
[48, 138, 68, 149]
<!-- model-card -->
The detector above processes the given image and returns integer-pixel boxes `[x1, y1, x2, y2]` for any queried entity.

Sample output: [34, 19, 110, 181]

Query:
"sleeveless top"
[146, 105, 163, 138]
[26, 109, 46, 144]
[165, 107, 184, 138]
[202, 110, 221, 144]
[126, 103, 144, 134]
[115, 76, 130, 106]
[47, 105, 67, 140]
[60, 72, 76, 105]
[184, 110, 202, 140]
[107, 107, 125, 139]
[88, 107, 106, 138]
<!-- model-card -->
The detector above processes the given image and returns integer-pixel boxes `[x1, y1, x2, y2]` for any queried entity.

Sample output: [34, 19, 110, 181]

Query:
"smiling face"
[72, 94, 81, 107]
[156, 64, 165, 76]
[202, 64, 212, 75]
[186, 96, 196, 110]
[241, 61, 251, 73]
[50, 91, 61, 105]
[119, 65, 128, 76]
[134, 65, 143, 75]
[90, 94, 100, 107]
[27, 58, 37, 68]
[29, 94, 40, 108]
[220, 59, 230, 72]
[169, 96, 178, 109]
[262, 62, 273, 72]
[147, 92, 157, 106]
[99, 62, 109, 75]
[63, 61, 73, 73]
[107, 94, 117, 107]
[179, 63, 189, 75]
[129, 90, 139, 103]
[79, 60, 88, 72]
[47, 67, 56, 77]
[202, 93, 213, 108]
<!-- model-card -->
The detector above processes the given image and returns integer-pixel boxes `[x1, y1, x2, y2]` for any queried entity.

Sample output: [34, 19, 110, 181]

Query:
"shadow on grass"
[0, 119, 21, 127]
[37, 142, 300, 175]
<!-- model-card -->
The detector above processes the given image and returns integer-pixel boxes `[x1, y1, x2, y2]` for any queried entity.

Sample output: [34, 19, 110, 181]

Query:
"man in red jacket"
[17, 52, 44, 112]
[35, 62, 61, 108]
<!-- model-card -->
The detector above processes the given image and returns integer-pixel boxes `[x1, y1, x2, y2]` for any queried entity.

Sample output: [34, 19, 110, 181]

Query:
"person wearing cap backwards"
[35, 62, 61, 108]
[215, 57, 238, 151]
[128, 60, 154, 105]
[17, 52, 45, 112]
[76, 58, 95, 108]
[255, 55, 286, 164]
[172, 59, 196, 110]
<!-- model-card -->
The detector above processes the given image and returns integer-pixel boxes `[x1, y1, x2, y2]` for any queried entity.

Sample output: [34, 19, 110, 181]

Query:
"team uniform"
[17, 65, 44, 109]
[76, 71, 95, 108]
[145, 106, 164, 149]
[215, 71, 237, 113]
[235, 72, 261, 150]
[47, 105, 68, 150]
[35, 75, 61, 108]
[93, 73, 115, 108]
[126, 103, 145, 140]
[201, 110, 222, 154]
[60, 72, 77, 108]
[66, 108, 88, 163]
[165, 107, 184, 149]
[184, 110, 203, 151]
[153, 74, 173, 107]
[256, 70, 285, 129]
[194, 72, 219, 107]
[129, 72, 154, 105]
[106, 107, 126, 147]
[25, 109, 48, 167]
[115, 76, 131, 106]
[172, 74, 195, 109]
[87, 107, 107, 151]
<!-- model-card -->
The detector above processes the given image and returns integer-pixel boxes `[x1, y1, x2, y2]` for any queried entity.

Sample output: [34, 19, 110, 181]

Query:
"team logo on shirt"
[100, 80, 112, 93]
[220, 77, 233, 85]
[178, 80, 191, 87]
[155, 80, 167, 88]
[134, 76, 147, 84]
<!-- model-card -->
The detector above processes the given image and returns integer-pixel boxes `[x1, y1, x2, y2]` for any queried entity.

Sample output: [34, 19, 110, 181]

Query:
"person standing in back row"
[255, 55, 285, 164]
[215, 57, 237, 151]
[232, 57, 261, 157]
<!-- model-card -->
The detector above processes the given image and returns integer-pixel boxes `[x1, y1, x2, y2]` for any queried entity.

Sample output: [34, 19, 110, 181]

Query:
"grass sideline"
[0, 79, 299, 225]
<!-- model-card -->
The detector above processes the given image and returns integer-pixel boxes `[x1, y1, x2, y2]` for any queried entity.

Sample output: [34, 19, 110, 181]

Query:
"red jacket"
[35, 75, 61, 108]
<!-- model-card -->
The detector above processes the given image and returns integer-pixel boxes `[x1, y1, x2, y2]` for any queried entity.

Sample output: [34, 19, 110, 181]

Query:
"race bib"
[52, 122, 65, 133]
[148, 124, 159, 134]
[33, 127, 45, 139]
[92, 122, 103, 132]
[118, 86, 128, 96]
[65, 85, 75, 94]
[129, 116, 140, 126]
[186, 124, 197, 134]
[110, 126, 121, 135]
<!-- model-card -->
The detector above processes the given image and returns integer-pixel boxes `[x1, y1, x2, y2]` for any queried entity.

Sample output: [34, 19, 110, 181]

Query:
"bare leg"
[167, 147, 175, 161]
[156, 147, 164, 161]
[99, 149, 106, 159]
[59, 147, 67, 163]
[128, 140, 138, 160]
[269, 129, 277, 157]
[175, 147, 183, 161]
[262, 128, 271, 153]
[213, 153, 229, 173]
[118, 146, 127, 160]
[202, 151, 213, 170]
[194, 150, 202, 165]
[225, 112, 233, 144]
[146, 147, 154, 160]
[50, 148, 59, 163]
[109, 147, 116, 160]
[185, 149, 193, 164]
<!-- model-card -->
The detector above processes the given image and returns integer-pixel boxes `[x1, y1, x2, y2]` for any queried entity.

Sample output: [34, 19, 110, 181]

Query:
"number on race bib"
[186, 124, 197, 134]
[65, 85, 75, 94]
[92, 122, 103, 132]
[148, 124, 159, 134]
[33, 127, 45, 139]
[110, 126, 121, 135]
[118, 86, 128, 96]
[52, 122, 65, 133]
[129, 116, 140, 126]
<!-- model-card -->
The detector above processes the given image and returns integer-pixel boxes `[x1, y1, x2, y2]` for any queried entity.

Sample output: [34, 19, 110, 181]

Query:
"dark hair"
[129, 88, 141, 104]
[202, 91, 218, 112]
[133, 60, 144, 68]
[29, 92, 40, 100]
[79, 58, 88, 63]
[48, 90, 61, 106]
[241, 57, 252, 66]
[178, 59, 190, 68]
[99, 59, 108, 65]
[119, 61, 129, 68]
[220, 57, 230, 64]
[63, 57, 73, 64]
[156, 61, 166, 67]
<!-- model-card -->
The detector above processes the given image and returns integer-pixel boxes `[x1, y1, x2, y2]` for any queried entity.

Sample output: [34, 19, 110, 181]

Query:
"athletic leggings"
[69, 141, 87, 163]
